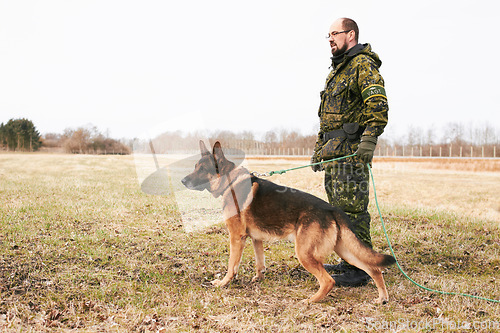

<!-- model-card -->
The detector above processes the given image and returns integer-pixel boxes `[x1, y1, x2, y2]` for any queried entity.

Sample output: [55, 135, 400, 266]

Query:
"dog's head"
[181, 141, 236, 196]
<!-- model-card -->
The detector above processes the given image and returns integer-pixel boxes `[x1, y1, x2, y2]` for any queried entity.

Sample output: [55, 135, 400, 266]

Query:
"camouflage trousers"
[325, 162, 372, 268]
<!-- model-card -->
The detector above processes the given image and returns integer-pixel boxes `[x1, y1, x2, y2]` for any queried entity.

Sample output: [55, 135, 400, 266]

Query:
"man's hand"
[310, 152, 323, 172]
[356, 136, 377, 164]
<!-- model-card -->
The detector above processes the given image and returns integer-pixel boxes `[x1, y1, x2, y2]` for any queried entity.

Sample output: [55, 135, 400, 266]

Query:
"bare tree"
[62, 126, 130, 154]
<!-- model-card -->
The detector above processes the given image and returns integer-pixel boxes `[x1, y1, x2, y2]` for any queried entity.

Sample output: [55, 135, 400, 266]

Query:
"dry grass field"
[247, 156, 500, 224]
[0, 153, 499, 332]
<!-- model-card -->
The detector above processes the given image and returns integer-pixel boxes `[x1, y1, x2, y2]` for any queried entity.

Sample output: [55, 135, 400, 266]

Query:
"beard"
[331, 42, 348, 56]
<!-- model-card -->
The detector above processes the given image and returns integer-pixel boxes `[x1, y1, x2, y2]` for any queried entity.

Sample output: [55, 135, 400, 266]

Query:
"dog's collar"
[213, 168, 248, 198]
[214, 168, 252, 216]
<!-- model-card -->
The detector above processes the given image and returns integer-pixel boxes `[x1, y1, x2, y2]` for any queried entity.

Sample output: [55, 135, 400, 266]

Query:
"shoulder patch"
[361, 84, 387, 103]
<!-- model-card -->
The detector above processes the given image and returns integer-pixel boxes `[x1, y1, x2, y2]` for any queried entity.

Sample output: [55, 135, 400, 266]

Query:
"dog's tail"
[335, 214, 396, 270]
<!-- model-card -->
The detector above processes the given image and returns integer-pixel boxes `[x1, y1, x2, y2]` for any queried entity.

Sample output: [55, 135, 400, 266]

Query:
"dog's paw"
[251, 275, 263, 283]
[373, 297, 388, 305]
[211, 279, 224, 287]
[299, 298, 312, 306]
[211, 278, 232, 287]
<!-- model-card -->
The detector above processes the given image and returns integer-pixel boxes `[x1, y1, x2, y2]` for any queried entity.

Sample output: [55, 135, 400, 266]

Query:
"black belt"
[322, 123, 365, 143]
[322, 129, 346, 142]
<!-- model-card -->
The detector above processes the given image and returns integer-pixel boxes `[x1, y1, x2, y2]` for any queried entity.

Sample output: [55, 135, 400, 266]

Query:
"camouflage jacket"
[314, 43, 389, 162]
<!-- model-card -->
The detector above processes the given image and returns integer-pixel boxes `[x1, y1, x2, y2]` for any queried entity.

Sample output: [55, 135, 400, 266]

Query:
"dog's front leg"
[212, 233, 247, 287]
[251, 238, 265, 282]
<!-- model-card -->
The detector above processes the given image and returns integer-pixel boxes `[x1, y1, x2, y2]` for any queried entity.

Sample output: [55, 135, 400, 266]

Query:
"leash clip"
[250, 171, 271, 177]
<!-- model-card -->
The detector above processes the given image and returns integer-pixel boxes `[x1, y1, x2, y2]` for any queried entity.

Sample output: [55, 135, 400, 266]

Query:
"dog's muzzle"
[181, 176, 207, 191]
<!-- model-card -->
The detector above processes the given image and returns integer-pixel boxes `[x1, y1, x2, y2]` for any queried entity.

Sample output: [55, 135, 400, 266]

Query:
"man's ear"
[199, 140, 210, 156]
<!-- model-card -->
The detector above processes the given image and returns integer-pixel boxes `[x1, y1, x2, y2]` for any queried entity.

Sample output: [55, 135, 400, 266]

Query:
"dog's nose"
[181, 177, 190, 187]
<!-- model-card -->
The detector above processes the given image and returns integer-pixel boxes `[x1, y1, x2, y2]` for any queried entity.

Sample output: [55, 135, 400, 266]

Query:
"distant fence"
[375, 145, 498, 158]
[148, 145, 499, 158]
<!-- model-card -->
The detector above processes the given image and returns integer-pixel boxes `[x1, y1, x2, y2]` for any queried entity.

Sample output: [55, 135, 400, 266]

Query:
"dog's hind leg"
[334, 238, 390, 304]
[295, 232, 335, 302]
[251, 238, 266, 282]
[367, 269, 389, 304]
[296, 251, 334, 302]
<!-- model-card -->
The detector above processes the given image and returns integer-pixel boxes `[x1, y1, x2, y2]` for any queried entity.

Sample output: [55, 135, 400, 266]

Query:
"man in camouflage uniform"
[311, 18, 389, 287]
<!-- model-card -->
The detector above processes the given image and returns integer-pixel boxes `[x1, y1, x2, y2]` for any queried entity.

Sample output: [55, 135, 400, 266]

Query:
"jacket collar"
[330, 43, 369, 69]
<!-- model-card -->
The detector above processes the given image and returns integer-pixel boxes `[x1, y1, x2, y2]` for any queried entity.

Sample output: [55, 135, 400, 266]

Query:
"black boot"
[323, 262, 350, 274]
[332, 267, 371, 287]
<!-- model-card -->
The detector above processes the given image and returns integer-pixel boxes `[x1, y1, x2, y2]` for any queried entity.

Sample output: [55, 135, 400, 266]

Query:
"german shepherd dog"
[181, 141, 395, 304]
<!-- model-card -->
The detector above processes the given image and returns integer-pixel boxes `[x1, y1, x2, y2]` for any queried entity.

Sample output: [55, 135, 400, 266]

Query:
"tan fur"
[182, 141, 395, 304]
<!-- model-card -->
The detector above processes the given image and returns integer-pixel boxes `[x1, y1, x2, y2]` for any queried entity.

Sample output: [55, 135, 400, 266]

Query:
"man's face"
[328, 20, 349, 56]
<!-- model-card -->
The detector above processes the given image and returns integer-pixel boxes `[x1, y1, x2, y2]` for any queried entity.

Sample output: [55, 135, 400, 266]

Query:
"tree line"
[2, 118, 498, 157]
[0, 119, 42, 151]
[0, 119, 130, 154]
[44, 126, 131, 154]
[142, 129, 317, 154]
[140, 122, 499, 158]
[377, 122, 499, 158]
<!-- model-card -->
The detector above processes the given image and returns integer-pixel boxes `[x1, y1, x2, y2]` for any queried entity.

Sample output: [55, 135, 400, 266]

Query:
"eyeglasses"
[325, 30, 351, 39]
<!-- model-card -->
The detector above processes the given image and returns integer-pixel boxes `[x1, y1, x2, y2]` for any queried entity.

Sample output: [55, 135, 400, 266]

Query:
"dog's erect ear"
[199, 140, 210, 156]
[213, 141, 235, 175]
[212, 141, 225, 162]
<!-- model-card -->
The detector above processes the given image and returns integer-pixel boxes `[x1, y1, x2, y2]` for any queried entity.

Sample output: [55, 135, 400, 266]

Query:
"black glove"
[310, 152, 323, 172]
[356, 136, 377, 164]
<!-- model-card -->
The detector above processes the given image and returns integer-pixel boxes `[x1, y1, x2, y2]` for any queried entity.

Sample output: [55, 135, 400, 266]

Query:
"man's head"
[328, 18, 359, 56]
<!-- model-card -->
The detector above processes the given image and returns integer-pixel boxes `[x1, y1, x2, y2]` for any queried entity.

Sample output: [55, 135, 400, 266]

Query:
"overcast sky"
[1, 0, 498, 140]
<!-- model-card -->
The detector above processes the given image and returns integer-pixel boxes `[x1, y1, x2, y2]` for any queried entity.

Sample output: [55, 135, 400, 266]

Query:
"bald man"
[311, 18, 389, 287]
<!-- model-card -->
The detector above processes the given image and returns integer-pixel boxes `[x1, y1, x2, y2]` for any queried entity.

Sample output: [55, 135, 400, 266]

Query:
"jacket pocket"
[323, 83, 347, 114]
[319, 137, 346, 160]
[342, 123, 360, 141]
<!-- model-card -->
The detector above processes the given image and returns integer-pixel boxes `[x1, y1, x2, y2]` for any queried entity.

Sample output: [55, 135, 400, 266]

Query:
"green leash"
[367, 164, 499, 303]
[251, 153, 357, 177]
[256, 155, 500, 303]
